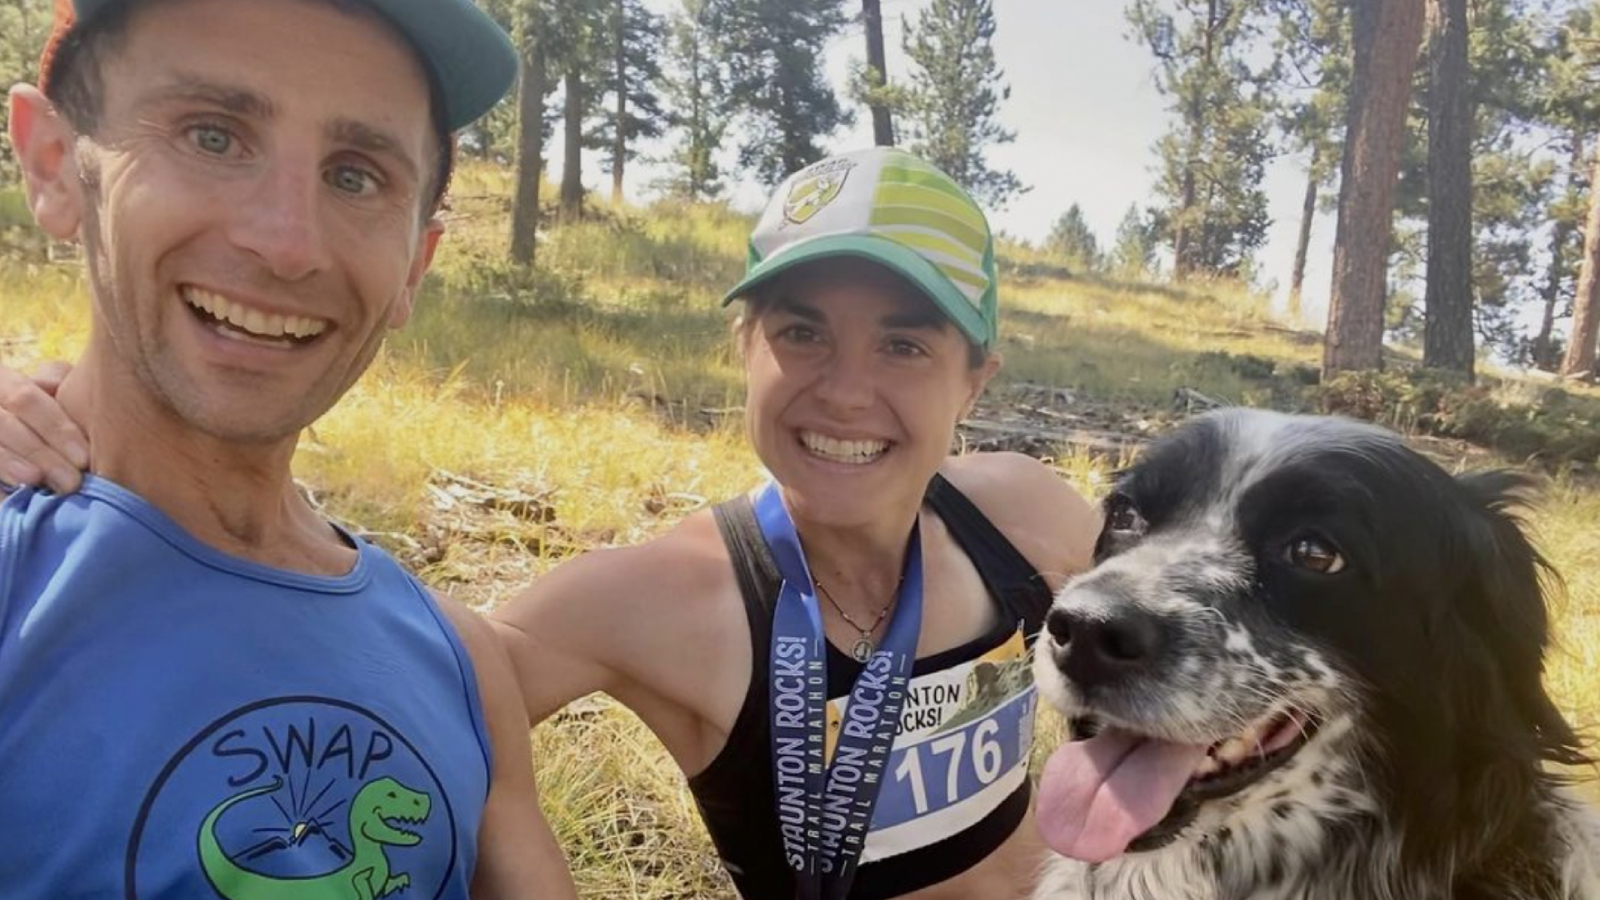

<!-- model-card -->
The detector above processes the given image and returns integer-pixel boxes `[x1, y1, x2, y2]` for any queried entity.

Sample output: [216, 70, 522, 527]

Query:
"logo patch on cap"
[782, 158, 856, 226]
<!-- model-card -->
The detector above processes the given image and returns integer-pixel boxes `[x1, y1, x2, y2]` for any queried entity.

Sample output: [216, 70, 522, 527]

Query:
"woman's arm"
[0, 360, 87, 492]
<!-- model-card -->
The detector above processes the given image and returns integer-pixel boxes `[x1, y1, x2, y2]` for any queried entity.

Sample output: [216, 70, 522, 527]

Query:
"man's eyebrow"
[139, 73, 276, 119]
[328, 118, 421, 183]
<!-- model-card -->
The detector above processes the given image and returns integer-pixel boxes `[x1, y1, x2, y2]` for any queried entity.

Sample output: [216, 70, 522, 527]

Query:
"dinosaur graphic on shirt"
[198, 775, 431, 900]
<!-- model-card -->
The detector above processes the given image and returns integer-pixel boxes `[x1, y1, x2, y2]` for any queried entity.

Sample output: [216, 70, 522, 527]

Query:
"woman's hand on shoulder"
[941, 451, 1103, 590]
[0, 360, 87, 493]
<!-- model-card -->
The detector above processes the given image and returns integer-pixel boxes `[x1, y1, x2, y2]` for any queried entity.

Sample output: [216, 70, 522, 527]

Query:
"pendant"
[851, 638, 874, 662]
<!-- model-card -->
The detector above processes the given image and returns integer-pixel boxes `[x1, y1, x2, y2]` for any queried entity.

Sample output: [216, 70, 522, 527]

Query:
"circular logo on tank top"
[124, 696, 458, 900]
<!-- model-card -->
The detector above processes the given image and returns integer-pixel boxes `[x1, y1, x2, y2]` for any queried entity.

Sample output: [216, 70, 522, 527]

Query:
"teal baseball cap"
[40, 0, 517, 132]
[722, 147, 1000, 349]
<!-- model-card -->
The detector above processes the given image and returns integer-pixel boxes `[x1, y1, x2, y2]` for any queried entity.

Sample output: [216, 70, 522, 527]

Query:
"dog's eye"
[1286, 536, 1346, 574]
[1105, 494, 1146, 535]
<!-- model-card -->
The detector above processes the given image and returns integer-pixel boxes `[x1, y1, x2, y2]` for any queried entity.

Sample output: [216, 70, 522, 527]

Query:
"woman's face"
[741, 260, 999, 528]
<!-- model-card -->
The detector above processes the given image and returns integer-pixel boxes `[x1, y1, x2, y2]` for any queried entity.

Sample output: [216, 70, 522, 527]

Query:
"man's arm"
[0, 361, 86, 493]
[434, 594, 579, 900]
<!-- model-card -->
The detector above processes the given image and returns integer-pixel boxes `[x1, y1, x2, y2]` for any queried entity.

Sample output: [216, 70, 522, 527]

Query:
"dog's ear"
[1386, 470, 1590, 876]
[1450, 470, 1587, 769]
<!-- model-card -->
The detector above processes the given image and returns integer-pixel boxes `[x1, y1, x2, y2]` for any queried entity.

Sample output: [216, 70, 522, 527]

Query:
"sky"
[573, 0, 1335, 323]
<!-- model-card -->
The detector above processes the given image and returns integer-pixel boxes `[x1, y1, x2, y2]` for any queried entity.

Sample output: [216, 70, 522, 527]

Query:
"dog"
[1030, 409, 1600, 900]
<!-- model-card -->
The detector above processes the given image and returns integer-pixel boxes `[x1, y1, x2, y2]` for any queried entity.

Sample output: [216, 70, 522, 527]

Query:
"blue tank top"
[0, 477, 491, 900]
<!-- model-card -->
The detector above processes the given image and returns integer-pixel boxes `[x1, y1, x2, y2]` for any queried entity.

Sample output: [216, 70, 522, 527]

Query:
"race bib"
[824, 627, 1037, 862]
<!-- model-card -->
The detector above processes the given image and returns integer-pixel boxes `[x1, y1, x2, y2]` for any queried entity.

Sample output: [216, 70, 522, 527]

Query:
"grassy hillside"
[2, 171, 1597, 897]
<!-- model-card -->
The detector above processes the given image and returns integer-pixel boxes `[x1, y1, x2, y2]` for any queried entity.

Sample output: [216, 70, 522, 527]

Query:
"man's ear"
[7, 85, 83, 240]
[388, 217, 444, 329]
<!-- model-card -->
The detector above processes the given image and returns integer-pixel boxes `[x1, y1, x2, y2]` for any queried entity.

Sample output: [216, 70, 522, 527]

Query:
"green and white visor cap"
[721, 147, 999, 349]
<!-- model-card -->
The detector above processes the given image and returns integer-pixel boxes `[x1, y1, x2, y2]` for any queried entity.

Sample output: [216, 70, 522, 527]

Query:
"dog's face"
[1031, 409, 1579, 871]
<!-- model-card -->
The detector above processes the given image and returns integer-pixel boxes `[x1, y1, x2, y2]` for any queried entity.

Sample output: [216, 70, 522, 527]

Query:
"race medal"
[755, 482, 923, 900]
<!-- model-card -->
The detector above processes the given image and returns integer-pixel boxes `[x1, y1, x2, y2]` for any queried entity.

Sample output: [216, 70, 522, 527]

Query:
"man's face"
[41, 0, 441, 443]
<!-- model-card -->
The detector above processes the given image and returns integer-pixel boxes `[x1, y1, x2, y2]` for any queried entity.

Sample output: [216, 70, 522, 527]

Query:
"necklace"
[814, 578, 900, 662]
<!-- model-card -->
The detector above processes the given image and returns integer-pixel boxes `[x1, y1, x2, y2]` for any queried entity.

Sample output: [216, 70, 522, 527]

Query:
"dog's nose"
[1045, 606, 1167, 688]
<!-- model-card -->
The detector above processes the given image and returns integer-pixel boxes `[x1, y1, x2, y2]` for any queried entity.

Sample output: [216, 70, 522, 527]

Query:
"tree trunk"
[1173, 154, 1198, 278]
[689, 28, 708, 201]
[1323, 0, 1426, 377]
[1289, 145, 1320, 323]
[779, 81, 804, 177]
[863, 0, 894, 146]
[560, 68, 584, 222]
[510, 38, 547, 266]
[611, 0, 627, 206]
[1173, 0, 1220, 281]
[1421, 0, 1474, 378]
[1533, 135, 1581, 371]
[1561, 138, 1600, 379]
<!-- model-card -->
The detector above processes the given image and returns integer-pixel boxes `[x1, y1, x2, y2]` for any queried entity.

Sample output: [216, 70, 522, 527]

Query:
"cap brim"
[721, 234, 991, 348]
[375, 0, 517, 130]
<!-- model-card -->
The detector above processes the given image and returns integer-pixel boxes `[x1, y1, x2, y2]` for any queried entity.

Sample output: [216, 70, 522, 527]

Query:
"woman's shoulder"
[937, 452, 1101, 586]
[938, 451, 1090, 511]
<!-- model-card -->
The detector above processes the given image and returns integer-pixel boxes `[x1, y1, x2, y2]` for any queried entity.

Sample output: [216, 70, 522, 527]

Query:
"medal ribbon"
[756, 481, 923, 900]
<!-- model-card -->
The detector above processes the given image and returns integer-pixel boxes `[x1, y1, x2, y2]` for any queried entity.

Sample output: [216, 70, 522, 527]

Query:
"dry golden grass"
[1, 180, 1596, 892]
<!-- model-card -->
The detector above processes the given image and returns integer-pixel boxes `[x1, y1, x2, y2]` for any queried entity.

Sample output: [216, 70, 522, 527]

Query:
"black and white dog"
[1031, 409, 1600, 900]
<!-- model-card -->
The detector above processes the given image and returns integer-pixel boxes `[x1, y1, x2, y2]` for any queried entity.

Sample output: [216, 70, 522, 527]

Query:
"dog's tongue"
[1035, 728, 1209, 863]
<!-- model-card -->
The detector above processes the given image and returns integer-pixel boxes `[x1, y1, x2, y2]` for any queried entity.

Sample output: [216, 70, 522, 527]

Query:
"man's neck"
[55, 355, 355, 576]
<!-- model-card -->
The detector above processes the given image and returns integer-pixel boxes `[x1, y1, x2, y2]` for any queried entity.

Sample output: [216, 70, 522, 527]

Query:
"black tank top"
[692, 473, 1055, 900]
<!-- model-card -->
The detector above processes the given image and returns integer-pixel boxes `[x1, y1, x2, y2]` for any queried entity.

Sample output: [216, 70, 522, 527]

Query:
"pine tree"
[1269, 0, 1347, 319]
[590, 0, 667, 206]
[1324, 0, 1426, 376]
[1530, 2, 1600, 370]
[508, 0, 555, 266]
[1047, 204, 1102, 273]
[1420, 0, 1475, 377]
[1130, 0, 1276, 279]
[861, 0, 895, 146]
[548, 0, 610, 221]
[655, 0, 730, 201]
[1113, 204, 1164, 277]
[900, 0, 1025, 209]
[1110, 205, 1160, 278]
[708, 0, 849, 185]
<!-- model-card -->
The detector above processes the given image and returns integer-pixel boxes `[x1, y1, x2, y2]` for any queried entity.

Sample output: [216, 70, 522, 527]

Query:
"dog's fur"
[1031, 409, 1600, 900]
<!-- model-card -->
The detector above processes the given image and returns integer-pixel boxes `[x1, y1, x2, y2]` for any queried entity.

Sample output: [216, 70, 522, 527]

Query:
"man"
[0, 0, 576, 897]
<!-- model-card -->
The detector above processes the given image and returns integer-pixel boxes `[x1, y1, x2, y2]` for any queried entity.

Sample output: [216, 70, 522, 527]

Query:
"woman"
[0, 147, 1100, 899]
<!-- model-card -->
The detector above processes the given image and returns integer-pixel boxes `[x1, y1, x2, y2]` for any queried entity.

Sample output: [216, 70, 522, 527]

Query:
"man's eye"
[187, 124, 235, 156]
[326, 165, 380, 197]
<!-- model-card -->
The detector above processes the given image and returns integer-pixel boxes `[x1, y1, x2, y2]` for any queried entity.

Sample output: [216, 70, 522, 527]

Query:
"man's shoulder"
[0, 483, 124, 569]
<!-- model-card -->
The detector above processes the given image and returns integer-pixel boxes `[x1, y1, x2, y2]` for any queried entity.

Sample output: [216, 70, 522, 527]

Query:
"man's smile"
[181, 285, 329, 347]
